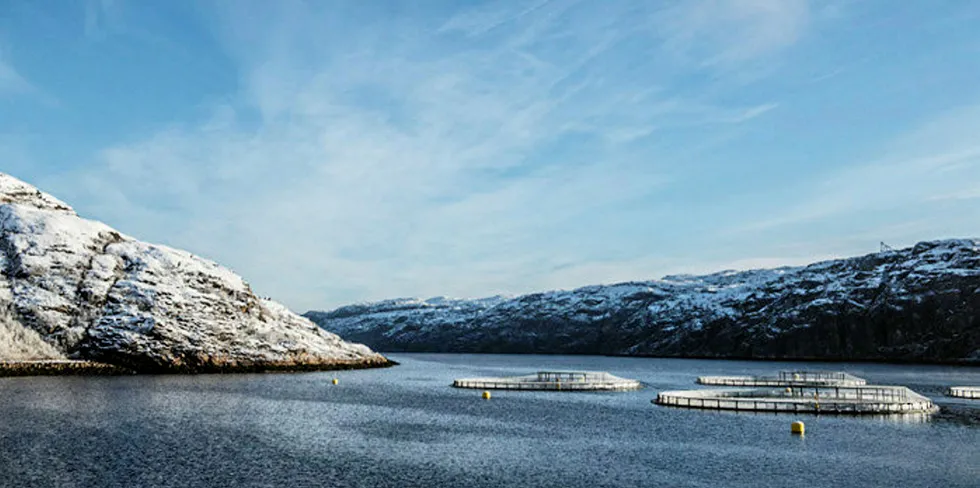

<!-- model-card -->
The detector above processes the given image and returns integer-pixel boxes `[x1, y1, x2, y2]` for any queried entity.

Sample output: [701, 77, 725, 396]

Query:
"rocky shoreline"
[0, 360, 133, 377]
[0, 357, 399, 377]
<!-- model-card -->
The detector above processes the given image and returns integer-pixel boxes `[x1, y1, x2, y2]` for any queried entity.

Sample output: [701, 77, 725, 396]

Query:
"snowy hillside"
[0, 172, 388, 372]
[307, 239, 980, 363]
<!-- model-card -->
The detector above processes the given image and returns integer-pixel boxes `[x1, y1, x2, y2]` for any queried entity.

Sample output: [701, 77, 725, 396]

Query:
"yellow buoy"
[482, 391, 491, 400]
[332, 378, 339, 385]
[791, 421, 805, 435]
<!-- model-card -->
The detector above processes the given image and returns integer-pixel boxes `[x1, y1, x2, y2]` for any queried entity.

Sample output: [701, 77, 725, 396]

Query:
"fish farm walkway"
[453, 371, 642, 391]
[655, 385, 937, 414]
[697, 371, 866, 387]
[947, 386, 980, 399]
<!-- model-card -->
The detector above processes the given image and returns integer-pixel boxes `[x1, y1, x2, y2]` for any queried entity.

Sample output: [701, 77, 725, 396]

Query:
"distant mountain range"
[0, 172, 388, 373]
[306, 239, 980, 364]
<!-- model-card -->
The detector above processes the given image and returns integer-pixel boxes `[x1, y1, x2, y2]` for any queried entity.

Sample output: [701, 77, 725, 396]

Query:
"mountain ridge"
[306, 238, 980, 363]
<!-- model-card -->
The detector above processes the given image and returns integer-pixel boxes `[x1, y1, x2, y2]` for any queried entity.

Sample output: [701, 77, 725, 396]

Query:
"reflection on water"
[861, 412, 934, 424]
[0, 354, 978, 488]
[656, 405, 938, 424]
[933, 403, 980, 427]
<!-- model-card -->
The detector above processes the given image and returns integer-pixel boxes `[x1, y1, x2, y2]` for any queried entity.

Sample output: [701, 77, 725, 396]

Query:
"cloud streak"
[46, 0, 815, 309]
[657, 0, 810, 68]
[734, 104, 980, 234]
[0, 53, 34, 97]
[0, 47, 58, 106]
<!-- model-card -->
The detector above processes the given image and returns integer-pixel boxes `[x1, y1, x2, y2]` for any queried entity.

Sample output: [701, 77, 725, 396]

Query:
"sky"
[1, 0, 979, 311]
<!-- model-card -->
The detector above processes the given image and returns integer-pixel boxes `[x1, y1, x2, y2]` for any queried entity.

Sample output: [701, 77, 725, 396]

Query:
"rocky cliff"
[0, 172, 388, 373]
[307, 240, 980, 363]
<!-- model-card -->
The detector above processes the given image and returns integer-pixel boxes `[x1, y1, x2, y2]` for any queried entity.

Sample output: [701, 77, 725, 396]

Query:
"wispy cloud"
[656, 0, 810, 68]
[724, 102, 780, 123]
[734, 104, 980, 233]
[928, 188, 980, 202]
[0, 53, 33, 97]
[52, 0, 804, 309]
[0, 48, 57, 106]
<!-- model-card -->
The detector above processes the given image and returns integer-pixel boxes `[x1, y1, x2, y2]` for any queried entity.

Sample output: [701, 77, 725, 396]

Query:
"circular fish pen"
[655, 385, 937, 415]
[452, 371, 642, 391]
[946, 387, 980, 399]
[697, 371, 866, 387]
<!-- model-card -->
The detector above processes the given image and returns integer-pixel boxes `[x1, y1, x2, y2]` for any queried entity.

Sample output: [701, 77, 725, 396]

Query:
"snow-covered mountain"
[0, 172, 388, 372]
[307, 240, 980, 363]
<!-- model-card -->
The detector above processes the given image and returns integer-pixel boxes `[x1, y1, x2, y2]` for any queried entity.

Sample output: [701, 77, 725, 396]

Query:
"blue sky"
[2, 0, 979, 311]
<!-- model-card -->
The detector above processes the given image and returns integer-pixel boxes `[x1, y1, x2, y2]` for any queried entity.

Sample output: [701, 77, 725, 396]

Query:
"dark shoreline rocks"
[0, 357, 399, 377]
[0, 360, 134, 377]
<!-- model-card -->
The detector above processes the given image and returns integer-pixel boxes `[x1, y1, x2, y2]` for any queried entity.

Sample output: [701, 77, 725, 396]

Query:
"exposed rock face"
[0, 304, 63, 360]
[307, 240, 980, 363]
[0, 173, 388, 372]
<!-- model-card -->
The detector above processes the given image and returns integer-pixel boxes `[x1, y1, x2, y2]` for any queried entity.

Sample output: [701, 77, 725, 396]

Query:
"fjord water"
[0, 355, 977, 488]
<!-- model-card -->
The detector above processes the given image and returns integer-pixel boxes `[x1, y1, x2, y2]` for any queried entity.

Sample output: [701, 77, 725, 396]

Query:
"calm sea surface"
[0, 354, 978, 488]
